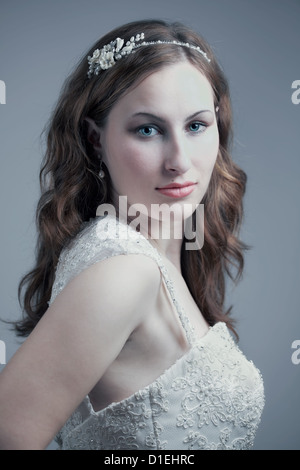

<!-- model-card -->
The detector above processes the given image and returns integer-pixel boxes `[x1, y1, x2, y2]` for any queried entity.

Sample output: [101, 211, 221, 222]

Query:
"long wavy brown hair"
[15, 19, 247, 337]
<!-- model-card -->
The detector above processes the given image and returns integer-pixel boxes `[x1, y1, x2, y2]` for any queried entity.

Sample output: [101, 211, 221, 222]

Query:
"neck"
[134, 214, 185, 273]
[148, 235, 183, 273]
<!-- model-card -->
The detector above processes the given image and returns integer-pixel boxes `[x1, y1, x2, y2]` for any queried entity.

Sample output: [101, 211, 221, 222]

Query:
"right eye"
[137, 126, 159, 137]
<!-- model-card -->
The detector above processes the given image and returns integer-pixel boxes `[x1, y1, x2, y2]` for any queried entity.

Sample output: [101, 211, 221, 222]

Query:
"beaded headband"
[87, 32, 210, 78]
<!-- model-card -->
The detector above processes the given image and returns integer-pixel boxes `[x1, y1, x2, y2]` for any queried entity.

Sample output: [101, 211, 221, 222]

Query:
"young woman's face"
[100, 61, 219, 223]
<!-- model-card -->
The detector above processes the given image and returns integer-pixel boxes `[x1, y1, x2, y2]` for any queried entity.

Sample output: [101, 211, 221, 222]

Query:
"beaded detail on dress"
[50, 215, 265, 450]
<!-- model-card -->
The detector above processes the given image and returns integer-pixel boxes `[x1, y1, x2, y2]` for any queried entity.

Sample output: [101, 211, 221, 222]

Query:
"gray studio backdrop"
[0, 0, 299, 450]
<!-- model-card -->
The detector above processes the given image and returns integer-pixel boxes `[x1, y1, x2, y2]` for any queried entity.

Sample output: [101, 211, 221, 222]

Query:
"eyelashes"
[137, 126, 159, 137]
[187, 122, 207, 133]
[136, 121, 208, 138]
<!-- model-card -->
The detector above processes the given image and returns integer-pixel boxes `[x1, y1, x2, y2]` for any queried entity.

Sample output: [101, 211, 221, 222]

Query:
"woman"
[0, 19, 264, 450]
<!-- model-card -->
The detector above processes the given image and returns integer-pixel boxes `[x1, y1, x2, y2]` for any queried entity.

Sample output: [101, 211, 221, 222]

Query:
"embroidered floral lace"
[49, 215, 265, 450]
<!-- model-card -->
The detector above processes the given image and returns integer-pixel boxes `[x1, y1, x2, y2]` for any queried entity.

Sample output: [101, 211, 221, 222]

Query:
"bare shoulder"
[0, 253, 161, 449]
[55, 252, 162, 324]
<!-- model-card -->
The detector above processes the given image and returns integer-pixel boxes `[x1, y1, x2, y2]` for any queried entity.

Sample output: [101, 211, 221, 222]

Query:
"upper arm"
[0, 254, 161, 449]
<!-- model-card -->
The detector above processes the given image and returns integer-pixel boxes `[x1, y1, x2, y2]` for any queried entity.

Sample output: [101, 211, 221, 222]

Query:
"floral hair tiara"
[87, 32, 210, 78]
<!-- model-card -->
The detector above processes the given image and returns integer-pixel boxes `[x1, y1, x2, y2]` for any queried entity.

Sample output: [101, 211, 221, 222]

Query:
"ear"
[84, 117, 102, 152]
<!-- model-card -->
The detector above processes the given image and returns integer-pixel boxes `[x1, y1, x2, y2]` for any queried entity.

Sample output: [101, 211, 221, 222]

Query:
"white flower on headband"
[87, 32, 210, 78]
[87, 33, 145, 77]
[115, 37, 124, 51]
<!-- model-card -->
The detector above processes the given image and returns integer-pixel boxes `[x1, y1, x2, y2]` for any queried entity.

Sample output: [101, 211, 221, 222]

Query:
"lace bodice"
[49, 215, 265, 450]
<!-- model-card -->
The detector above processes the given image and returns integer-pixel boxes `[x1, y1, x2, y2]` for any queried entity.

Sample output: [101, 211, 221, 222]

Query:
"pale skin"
[0, 61, 219, 449]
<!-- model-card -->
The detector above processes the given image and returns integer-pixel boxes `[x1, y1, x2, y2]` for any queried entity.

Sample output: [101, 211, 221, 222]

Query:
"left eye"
[188, 122, 206, 133]
[137, 126, 159, 137]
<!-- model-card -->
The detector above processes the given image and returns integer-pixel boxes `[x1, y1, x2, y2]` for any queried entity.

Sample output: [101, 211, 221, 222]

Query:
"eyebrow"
[131, 110, 213, 123]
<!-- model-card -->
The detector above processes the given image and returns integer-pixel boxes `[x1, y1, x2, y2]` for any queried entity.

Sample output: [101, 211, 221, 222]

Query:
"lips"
[156, 182, 197, 198]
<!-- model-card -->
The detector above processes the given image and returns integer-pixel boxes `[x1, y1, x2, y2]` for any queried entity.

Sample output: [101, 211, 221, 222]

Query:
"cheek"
[104, 137, 159, 187]
[115, 139, 160, 174]
[194, 128, 219, 172]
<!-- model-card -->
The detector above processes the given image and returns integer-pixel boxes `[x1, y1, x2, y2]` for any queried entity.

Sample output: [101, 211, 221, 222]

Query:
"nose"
[164, 132, 191, 175]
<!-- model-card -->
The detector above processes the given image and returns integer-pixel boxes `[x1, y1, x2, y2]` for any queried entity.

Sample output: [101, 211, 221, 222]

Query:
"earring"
[99, 157, 105, 179]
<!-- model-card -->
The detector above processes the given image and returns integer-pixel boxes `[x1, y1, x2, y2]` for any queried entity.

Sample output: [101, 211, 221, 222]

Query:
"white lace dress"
[49, 214, 265, 450]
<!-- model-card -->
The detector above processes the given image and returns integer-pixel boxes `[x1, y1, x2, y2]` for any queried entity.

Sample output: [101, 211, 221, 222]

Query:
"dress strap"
[143, 246, 197, 346]
[112, 217, 197, 346]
